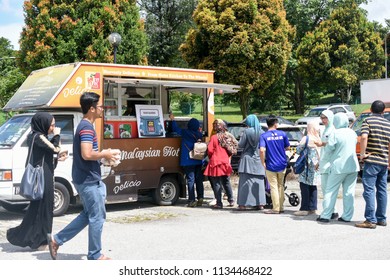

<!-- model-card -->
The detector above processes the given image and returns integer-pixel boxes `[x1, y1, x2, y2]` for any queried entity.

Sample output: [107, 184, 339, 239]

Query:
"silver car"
[295, 104, 356, 125]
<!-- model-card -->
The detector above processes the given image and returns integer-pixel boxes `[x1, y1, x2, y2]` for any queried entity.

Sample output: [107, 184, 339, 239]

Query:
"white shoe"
[294, 210, 309, 216]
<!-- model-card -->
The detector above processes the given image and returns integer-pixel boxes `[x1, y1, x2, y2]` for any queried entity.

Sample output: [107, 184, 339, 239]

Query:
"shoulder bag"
[20, 134, 45, 200]
[293, 136, 309, 175]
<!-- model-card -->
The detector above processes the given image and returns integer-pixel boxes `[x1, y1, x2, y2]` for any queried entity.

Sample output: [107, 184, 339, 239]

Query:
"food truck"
[0, 62, 239, 216]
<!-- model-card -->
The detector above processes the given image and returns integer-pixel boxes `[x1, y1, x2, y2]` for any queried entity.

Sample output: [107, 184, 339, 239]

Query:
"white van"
[0, 62, 239, 216]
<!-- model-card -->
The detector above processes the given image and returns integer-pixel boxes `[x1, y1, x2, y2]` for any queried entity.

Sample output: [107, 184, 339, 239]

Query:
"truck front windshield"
[0, 115, 32, 148]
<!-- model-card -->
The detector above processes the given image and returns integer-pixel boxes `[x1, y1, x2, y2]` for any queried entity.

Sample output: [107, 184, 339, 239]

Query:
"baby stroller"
[264, 154, 300, 209]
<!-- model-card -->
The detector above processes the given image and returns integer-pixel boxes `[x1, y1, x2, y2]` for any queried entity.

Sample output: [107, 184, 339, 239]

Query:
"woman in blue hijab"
[169, 113, 204, 207]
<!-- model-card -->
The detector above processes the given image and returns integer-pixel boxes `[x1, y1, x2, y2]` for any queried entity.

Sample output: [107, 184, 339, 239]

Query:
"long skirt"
[237, 173, 266, 206]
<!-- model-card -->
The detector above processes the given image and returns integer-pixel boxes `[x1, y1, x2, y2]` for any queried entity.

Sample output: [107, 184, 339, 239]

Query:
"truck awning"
[104, 78, 240, 94]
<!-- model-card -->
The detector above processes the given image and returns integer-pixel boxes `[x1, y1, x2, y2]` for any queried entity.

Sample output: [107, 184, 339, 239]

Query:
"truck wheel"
[53, 182, 70, 216]
[153, 176, 179, 206]
[0, 201, 29, 212]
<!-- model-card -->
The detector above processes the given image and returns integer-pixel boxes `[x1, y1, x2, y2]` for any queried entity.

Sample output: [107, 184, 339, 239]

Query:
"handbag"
[293, 136, 309, 175]
[189, 141, 208, 160]
[20, 134, 45, 200]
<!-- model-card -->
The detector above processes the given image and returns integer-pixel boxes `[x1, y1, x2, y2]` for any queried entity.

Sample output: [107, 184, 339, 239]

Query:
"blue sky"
[0, 0, 389, 51]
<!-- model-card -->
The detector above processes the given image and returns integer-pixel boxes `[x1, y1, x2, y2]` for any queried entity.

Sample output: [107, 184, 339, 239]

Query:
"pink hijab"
[302, 120, 321, 148]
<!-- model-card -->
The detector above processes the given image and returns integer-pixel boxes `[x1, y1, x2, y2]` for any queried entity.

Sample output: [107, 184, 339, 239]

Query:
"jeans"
[209, 175, 233, 207]
[362, 162, 388, 223]
[54, 181, 107, 260]
[183, 165, 204, 202]
[299, 182, 317, 211]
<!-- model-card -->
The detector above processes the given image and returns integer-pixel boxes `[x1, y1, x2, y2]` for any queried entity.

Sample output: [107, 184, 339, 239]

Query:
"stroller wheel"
[288, 193, 300, 206]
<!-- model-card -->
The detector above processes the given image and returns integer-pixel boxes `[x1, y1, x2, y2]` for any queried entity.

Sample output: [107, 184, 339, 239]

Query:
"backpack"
[189, 141, 208, 160]
[293, 136, 309, 175]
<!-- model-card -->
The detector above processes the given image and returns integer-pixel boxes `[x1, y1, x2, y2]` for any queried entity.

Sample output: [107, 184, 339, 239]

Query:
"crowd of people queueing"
[171, 100, 389, 230]
[6, 98, 388, 261]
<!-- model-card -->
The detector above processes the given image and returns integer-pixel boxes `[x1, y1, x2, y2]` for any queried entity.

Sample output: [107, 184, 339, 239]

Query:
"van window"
[0, 115, 31, 148]
[53, 115, 74, 144]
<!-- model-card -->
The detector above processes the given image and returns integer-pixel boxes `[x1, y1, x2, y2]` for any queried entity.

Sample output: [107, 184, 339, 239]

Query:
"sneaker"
[331, 212, 339, 219]
[376, 221, 387, 227]
[196, 198, 204, 207]
[294, 211, 309, 216]
[187, 201, 197, 207]
[355, 220, 376, 229]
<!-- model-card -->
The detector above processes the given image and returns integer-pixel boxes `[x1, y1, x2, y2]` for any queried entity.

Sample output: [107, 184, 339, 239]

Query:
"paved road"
[0, 176, 389, 261]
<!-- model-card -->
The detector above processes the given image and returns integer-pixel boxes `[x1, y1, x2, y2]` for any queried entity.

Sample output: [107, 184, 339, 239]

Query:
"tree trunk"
[294, 75, 305, 114]
[239, 91, 250, 119]
[345, 86, 352, 103]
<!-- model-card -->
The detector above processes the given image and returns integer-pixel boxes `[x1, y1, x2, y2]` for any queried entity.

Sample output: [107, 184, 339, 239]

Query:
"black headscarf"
[31, 112, 53, 136]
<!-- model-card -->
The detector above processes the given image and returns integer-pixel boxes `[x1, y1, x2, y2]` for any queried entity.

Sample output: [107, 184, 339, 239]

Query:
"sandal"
[97, 254, 112, 260]
[47, 233, 59, 260]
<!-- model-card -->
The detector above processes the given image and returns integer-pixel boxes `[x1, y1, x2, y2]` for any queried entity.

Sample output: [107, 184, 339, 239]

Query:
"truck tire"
[53, 182, 70, 216]
[0, 201, 29, 212]
[153, 176, 180, 206]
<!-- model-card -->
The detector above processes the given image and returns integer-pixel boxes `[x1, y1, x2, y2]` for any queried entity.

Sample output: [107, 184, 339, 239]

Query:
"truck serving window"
[0, 115, 32, 148]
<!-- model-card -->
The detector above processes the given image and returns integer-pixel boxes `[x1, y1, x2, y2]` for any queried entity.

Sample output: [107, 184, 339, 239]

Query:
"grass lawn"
[171, 102, 371, 124]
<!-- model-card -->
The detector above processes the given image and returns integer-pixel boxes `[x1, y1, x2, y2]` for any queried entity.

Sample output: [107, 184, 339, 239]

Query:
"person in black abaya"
[7, 112, 62, 250]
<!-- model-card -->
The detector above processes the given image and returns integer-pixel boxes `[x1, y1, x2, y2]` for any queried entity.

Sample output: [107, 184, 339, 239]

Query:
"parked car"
[227, 123, 303, 171]
[255, 115, 295, 126]
[296, 104, 356, 126]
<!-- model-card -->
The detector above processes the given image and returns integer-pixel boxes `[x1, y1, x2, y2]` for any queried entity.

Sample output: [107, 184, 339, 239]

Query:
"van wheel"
[53, 182, 70, 216]
[0, 201, 29, 212]
[153, 176, 179, 206]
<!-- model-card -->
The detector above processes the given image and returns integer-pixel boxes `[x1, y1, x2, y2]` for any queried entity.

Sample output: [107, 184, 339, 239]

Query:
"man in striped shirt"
[48, 92, 119, 259]
[355, 100, 390, 229]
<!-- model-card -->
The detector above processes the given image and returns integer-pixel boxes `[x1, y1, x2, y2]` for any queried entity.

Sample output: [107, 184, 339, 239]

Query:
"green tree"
[18, 0, 148, 74]
[139, 0, 197, 67]
[297, 0, 384, 103]
[0, 38, 26, 108]
[283, 0, 368, 113]
[180, 0, 294, 118]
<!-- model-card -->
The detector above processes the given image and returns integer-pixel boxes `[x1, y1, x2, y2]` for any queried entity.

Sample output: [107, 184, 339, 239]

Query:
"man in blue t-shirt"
[260, 115, 290, 214]
[48, 92, 119, 260]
